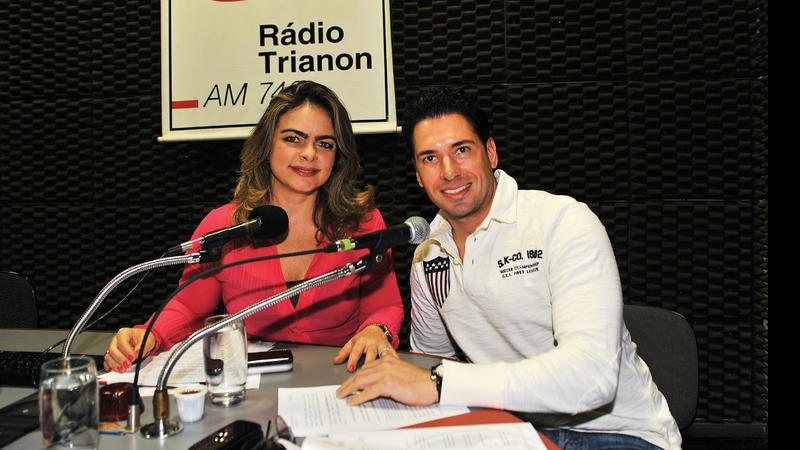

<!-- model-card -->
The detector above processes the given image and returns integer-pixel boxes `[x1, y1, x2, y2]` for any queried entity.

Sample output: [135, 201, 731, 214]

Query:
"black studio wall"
[0, 0, 767, 439]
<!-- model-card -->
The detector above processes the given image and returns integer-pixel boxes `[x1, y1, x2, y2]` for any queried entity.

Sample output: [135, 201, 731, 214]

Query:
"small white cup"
[174, 384, 207, 423]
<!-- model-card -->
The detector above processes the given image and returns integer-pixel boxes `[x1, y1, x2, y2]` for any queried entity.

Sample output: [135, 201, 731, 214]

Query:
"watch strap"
[430, 363, 443, 402]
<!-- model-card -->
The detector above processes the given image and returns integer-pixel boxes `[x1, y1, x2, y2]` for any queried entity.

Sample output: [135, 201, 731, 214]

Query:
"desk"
[2, 329, 559, 450]
[1, 329, 442, 449]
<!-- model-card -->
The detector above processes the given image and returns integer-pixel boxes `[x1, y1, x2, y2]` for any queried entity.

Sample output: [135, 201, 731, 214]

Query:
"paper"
[278, 385, 469, 437]
[97, 340, 274, 396]
[300, 423, 547, 450]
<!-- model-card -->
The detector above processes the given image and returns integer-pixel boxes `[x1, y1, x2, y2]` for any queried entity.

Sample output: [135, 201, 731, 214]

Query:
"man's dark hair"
[402, 87, 492, 155]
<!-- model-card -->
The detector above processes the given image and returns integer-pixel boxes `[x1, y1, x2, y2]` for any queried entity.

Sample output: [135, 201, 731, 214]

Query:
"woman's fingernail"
[348, 364, 354, 372]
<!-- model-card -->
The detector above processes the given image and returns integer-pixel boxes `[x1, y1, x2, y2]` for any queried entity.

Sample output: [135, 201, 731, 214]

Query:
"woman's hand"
[333, 324, 395, 372]
[103, 327, 155, 373]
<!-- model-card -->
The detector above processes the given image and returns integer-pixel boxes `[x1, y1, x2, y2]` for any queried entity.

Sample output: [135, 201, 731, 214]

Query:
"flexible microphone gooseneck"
[131, 247, 323, 433]
[136, 216, 429, 438]
[124, 206, 289, 431]
[63, 206, 289, 360]
[58, 205, 288, 433]
[140, 253, 379, 439]
[62, 253, 206, 360]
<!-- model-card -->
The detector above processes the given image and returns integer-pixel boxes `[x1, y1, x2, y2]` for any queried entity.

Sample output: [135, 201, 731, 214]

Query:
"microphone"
[141, 254, 374, 439]
[324, 216, 430, 253]
[166, 205, 289, 256]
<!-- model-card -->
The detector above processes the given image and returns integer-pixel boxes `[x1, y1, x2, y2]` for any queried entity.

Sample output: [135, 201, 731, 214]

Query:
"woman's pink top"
[140, 203, 403, 351]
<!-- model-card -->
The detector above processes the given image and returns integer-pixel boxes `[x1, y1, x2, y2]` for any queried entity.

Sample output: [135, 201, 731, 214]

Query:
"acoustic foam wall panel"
[1, 98, 95, 203]
[0, 0, 767, 434]
[504, 82, 630, 200]
[628, 79, 765, 199]
[0, 1, 92, 101]
[90, 0, 161, 98]
[625, 0, 755, 77]
[390, 0, 506, 84]
[505, 0, 628, 82]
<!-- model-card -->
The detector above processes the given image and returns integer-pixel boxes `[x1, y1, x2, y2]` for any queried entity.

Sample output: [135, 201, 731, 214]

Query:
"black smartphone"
[247, 349, 293, 374]
[188, 419, 263, 450]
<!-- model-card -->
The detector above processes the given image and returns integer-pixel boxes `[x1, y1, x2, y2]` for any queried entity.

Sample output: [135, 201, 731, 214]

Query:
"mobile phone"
[247, 349, 293, 374]
[188, 419, 263, 450]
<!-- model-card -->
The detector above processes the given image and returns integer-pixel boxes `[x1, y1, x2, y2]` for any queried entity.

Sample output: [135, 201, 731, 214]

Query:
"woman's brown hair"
[232, 80, 374, 243]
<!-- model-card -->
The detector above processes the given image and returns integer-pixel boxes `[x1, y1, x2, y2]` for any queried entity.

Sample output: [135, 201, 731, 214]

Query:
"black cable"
[30, 262, 161, 442]
[131, 248, 323, 407]
[31, 263, 158, 388]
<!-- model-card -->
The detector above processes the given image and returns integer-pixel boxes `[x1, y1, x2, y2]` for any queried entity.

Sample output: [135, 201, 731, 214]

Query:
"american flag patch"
[423, 256, 450, 308]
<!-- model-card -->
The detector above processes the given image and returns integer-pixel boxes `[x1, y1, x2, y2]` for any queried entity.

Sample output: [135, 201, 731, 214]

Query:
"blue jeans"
[539, 429, 663, 450]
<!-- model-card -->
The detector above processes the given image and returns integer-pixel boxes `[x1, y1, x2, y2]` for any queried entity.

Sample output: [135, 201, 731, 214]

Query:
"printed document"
[278, 385, 469, 437]
[97, 339, 273, 395]
[278, 423, 546, 450]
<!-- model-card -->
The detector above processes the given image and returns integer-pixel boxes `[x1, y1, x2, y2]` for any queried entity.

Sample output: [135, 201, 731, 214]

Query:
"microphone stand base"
[121, 404, 142, 433]
[140, 418, 182, 439]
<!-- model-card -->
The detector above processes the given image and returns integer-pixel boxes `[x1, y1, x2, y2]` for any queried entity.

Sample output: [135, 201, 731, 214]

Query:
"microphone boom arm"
[62, 252, 205, 358]
[142, 253, 378, 438]
[155, 254, 371, 391]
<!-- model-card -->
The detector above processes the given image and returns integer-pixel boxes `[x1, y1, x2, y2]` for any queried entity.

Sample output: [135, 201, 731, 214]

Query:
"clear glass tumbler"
[203, 314, 248, 407]
[39, 355, 99, 449]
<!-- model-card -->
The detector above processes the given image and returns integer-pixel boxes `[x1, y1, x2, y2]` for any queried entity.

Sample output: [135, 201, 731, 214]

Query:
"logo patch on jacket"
[423, 256, 450, 308]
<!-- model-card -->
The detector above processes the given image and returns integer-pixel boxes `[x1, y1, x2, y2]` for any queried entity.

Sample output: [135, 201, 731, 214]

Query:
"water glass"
[39, 355, 99, 449]
[203, 314, 248, 406]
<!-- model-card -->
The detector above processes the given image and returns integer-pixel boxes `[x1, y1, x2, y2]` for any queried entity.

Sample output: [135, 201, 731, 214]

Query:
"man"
[337, 87, 681, 450]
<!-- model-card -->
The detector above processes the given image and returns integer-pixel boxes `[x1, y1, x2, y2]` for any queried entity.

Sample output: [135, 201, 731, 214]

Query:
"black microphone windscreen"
[249, 205, 289, 240]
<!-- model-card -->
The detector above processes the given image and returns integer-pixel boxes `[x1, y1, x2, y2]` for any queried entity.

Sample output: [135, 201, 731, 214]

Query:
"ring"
[378, 346, 392, 358]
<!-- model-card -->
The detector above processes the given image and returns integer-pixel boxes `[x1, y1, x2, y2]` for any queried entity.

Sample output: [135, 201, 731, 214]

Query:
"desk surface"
[1, 328, 443, 450]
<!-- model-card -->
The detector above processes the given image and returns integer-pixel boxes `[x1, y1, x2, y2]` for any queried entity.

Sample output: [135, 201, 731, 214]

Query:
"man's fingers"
[338, 358, 438, 407]
[342, 367, 390, 405]
[337, 361, 380, 398]
[336, 372, 363, 398]
[345, 385, 382, 405]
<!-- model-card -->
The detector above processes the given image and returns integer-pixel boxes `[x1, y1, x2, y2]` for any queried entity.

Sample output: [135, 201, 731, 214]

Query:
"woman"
[104, 81, 402, 374]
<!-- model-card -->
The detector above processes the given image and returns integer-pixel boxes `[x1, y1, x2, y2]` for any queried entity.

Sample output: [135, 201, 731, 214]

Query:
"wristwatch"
[430, 363, 443, 402]
[371, 323, 393, 344]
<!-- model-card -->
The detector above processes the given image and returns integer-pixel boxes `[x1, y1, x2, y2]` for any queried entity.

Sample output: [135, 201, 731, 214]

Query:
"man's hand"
[336, 354, 438, 406]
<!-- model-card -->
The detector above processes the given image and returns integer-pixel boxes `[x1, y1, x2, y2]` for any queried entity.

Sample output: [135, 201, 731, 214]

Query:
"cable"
[31, 263, 158, 388]
[131, 248, 323, 408]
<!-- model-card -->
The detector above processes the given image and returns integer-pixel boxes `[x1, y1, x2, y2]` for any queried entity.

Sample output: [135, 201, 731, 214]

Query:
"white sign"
[160, 0, 396, 142]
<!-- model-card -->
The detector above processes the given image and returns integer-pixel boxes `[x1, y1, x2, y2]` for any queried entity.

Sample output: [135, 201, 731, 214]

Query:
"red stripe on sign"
[172, 100, 199, 109]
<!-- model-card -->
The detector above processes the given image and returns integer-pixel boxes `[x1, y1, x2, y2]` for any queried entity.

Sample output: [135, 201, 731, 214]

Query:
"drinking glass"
[39, 355, 99, 449]
[203, 314, 248, 406]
